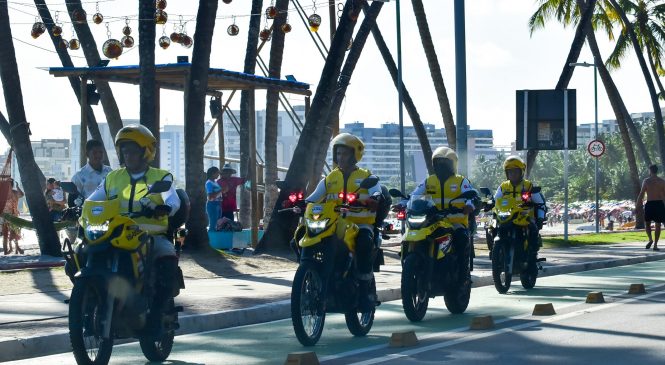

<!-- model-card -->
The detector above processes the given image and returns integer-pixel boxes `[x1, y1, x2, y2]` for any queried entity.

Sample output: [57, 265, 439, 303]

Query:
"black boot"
[145, 257, 177, 339]
[357, 275, 375, 313]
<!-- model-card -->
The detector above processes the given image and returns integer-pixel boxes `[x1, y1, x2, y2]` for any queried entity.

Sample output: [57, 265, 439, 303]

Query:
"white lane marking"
[335, 284, 665, 365]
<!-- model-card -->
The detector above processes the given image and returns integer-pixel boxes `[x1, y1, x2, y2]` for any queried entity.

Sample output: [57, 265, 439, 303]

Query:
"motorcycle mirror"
[389, 188, 405, 198]
[148, 180, 172, 194]
[531, 186, 541, 194]
[60, 182, 79, 194]
[479, 187, 492, 196]
[359, 175, 379, 189]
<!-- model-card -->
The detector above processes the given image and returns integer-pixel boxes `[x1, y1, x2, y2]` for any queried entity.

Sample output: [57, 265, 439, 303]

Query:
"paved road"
[5, 259, 665, 364]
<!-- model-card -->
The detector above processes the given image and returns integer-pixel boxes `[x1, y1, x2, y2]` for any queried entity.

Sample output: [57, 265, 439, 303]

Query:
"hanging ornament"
[222, 0, 232, 3]
[31, 21, 46, 39]
[155, 9, 168, 24]
[72, 8, 87, 24]
[181, 35, 193, 48]
[52, 25, 63, 37]
[122, 35, 135, 48]
[102, 23, 122, 59]
[59, 38, 70, 49]
[156, 0, 167, 10]
[123, 18, 131, 35]
[281, 19, 292, 34]
[69, 38, 80, 50]
[93, 2, 103, 24]
[265, 6, 277, 20]
[308, 14, 321, 32]
[227, 17, 239, 36]
[170, 31, 182, 43]
[259, 28, 272, 42]
[159, 36, 171, 49]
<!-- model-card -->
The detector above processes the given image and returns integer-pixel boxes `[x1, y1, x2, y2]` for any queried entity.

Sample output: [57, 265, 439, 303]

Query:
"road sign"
[587, 139, 605, 157]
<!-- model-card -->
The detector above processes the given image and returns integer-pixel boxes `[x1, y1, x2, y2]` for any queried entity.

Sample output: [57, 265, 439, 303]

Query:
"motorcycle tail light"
[347, 193, 357, 203]
[288, 193, 297, 203]
[338, 191, 345, 200]
[397, 210, 406, 220]
[297, 192, 303, 200]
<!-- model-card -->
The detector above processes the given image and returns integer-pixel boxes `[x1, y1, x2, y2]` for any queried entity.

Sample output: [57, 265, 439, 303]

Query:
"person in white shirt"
[71, 139, 112, 201]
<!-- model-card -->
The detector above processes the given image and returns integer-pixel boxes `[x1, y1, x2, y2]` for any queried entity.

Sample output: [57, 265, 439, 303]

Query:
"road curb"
[1, 254, 664, 362]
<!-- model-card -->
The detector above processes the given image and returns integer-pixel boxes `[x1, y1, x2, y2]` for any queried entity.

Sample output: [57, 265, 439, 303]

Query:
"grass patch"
[542, 232, 647, 248]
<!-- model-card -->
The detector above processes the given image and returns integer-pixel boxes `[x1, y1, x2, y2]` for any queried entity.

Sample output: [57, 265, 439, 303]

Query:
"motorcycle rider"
[87, 124, 181, 339]
[302, 133, 382, 312]
[494, 155, 546, 263]
[395, 147, 477, 282]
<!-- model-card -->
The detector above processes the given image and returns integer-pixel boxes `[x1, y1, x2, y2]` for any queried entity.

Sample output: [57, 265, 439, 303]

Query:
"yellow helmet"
[115, 124, 157, 162]
[503, 155, 526, 173]
[431, 146, 458, 172]
[331, 133, 364, 164]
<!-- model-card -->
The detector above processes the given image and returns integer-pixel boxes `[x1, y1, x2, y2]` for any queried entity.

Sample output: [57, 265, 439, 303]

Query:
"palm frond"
[606, 32, 631, 71]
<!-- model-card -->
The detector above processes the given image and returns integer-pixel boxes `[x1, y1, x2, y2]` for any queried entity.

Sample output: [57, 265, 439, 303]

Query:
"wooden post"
[258, 163, 264, 227]
[80, 76, 88, 167]
[216, 97, 225, 166]
[249, 92, 259, 246]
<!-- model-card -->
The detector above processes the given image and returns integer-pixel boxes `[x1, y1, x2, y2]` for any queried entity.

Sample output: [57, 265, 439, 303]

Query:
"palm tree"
[257, 0, 365, 253]
[605, 0, 662, 166]
[138, 0, 158, 166]
[607, 0, 665, 168]
[411, 0, 456, 151]
[33, 0, 109, 165]
[0, 2, 60, 256]
[263, 0, 290, 231]
[65, 0, 123, 140]
[239, 0, 264, 227]
[184, 0, 219, 249]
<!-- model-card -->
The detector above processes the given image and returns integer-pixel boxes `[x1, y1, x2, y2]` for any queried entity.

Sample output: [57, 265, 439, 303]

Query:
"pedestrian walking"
[636, 164, 665, 251]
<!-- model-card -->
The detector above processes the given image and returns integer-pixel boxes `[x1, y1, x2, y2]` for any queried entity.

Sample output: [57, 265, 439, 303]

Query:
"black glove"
[153, 204, 172, 218]
[536, 218, 544, 230]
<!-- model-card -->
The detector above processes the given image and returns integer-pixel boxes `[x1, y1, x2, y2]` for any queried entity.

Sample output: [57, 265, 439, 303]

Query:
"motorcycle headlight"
[498, 212, 511, 220]
[85, 222, 110, 241]
[407, 215, 427, 229]
[306, 218, 329, 235]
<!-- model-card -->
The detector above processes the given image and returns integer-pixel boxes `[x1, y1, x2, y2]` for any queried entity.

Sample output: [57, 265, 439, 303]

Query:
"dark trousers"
[498, 222, 540, 255]
[355, 227, 374, 278]
[453, 227, 470, 279]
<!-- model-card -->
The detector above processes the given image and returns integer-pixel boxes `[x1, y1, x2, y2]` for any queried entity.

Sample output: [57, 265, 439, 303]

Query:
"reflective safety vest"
[425, 174, 469, 227]
[500, 179, 535, 219]
[324, 167, 375, 225]
[104, 167, 172, 234]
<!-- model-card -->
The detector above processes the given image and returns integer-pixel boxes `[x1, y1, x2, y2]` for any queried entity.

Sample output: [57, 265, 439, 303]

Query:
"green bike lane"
[6, 260, 665, 365]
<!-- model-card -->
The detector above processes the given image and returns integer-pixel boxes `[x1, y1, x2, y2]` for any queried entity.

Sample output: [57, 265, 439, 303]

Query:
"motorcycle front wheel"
[520, 255, 538, 289]
[345, 277, 376, 336]
[69, 282, 114, 365]
[291, 263, 326, 346]
[492, 243, 512, 294]
[444, 256, 471, 314]
[139, 298, 176, 361]
[401, 254, 429, 322]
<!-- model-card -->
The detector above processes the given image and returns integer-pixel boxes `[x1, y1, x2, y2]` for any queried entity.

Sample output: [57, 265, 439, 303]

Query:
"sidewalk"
[1, 238, 664, 362]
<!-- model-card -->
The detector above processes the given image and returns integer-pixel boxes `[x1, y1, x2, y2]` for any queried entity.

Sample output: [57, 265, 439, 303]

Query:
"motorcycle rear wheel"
[291, 263, 326, 346]
[401, 254, 429, 322]
[520, 256, 538, 289]
[69, 283, 114, 365]
[139, 298, 176, 361]
[345, 277, 376, 336]
[492, 243, 512, 294]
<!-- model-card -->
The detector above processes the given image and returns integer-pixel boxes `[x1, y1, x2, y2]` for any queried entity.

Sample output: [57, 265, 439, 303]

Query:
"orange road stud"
[284, 351, 319, 365]
[469, 315, 495, 330]
[628, 283, 646, 294]
[586, 292, 605, 303]
[532, 303, 556, 316]
[389, 330, 419, 347]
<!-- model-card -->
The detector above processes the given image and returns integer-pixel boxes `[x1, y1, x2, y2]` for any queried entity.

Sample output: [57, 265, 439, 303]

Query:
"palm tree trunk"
[184, 0, 219, 249]
[306, 1, 385, 205]
[65, 1, 124, 142]
[139, 0, 158, 167]
[411, 0, 456, 150]
[0, 111, 9, 142]
[526, 0, 597, 177]
[369, 10, 434, 174]
[0, 2, 60, 256]
[239, 0, 264, 228]
[607, 0, 665, 169]
[34, 0, 109, 165]
[263, 0, 290, 232]
[583, 4, 644, 228]
[257, 0, 364, 253]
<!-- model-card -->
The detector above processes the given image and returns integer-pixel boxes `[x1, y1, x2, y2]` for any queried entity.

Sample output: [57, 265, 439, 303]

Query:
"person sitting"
[45, 178, 66, 222]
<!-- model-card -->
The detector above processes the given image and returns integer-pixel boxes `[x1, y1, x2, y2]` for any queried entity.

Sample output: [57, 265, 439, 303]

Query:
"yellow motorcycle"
[389, 189, 476, 322]
[62, 181, 187, 365]
[479, 186, 546, 294]
[284, 176, 384, 346]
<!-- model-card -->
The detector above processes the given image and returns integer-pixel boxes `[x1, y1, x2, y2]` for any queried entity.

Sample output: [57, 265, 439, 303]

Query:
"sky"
[0, 0, 660, 154]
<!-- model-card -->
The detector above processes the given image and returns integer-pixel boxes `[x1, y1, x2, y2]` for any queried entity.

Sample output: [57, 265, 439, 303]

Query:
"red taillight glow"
[288, 193, 297, 203]
[397, 210, 406, 220]
[521, 192, 531, 202]
[338, 192, 345, 199]
[297, 192, 303, 200]
[347, 193, 357, 203]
